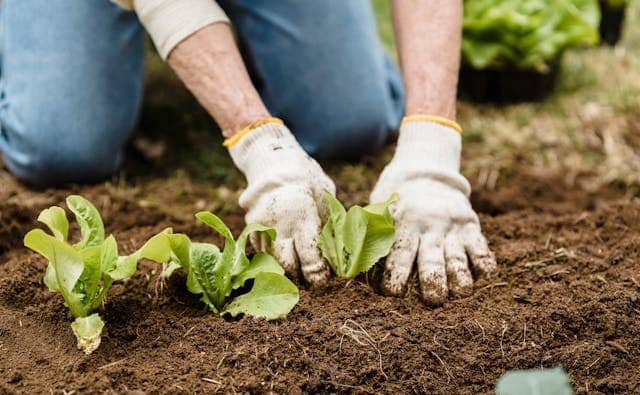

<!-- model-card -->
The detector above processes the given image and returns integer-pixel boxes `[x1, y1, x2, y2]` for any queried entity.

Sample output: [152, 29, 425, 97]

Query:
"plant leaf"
[343, 205, 396, 278]
[188, 242, 225, 312]
[318, 191, 347, 276]
[496, 367, 573, 395]
[66, 195, 105, 249]
[232, 223, 276, 276]
[107, 229, 172, 281]
[78, 245, 103, 311]
[223, 272, 299, 321]
[232, 253, 285, 290]
[70, 314, 105, 355]
[43, 263, 60, 291]
[196, 211, 234, 244]
[24, 229, 84, 317]
[37, 206, 69, 241]
[166, 232, 191, 270]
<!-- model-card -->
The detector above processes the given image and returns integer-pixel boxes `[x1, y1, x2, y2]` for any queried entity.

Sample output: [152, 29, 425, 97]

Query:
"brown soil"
[0, 166, 639, 394]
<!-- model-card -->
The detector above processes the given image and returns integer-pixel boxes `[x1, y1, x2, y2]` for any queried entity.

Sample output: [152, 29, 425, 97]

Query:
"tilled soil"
[0, 167, 639, 394]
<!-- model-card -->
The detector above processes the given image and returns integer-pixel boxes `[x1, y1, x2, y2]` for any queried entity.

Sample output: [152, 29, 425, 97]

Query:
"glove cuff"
[395, 120, 462, 172]
[392, 119, 470, 196]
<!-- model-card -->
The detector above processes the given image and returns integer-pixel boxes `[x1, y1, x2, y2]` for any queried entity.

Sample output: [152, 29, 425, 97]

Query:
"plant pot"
[458, 60, 560, 104]
[598, 1, 627, 45]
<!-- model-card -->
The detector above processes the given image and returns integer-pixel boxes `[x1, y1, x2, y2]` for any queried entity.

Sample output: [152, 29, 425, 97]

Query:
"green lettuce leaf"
[66, 195, 105, 249]
[37, 206, 68, 241]
[24, 229, 85, 317]
[232, 253, 285, 290]
[319, 191, 397, 279]
[223, 272, 299, 321]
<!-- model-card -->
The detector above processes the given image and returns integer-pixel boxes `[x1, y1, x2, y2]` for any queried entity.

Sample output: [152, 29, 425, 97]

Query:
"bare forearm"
[391, 0, 462, 120]
[167, 23, 270, 137]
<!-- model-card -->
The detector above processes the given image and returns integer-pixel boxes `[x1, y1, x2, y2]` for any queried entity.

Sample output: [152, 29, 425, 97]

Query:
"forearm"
[167, 23, 270, 137]
[391, 0, 462, 120]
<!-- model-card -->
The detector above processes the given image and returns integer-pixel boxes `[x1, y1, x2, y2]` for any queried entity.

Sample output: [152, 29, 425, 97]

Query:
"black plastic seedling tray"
[599, 1, 626, 46]
[458, 60, 560, 104]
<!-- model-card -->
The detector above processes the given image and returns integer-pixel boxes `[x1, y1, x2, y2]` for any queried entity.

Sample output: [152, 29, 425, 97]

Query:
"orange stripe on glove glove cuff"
[401, 115, 463, 134]
[223, 117, 284, 148]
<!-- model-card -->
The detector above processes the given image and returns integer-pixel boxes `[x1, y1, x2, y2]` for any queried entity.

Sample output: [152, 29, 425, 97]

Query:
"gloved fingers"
[462, 223, 497, 278]
[381, 226, 419, 296]
[444, 234, 473, 298]
[293, 219, 330, 287]
[417, 232, 448, 306]
[270, 237, 300, 280]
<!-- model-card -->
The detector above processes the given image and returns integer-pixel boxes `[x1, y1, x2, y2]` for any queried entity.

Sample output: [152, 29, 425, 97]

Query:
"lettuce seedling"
[318, 191, 397, 279]
[23, 195, 171, 354]
[160, 212, 299, 320]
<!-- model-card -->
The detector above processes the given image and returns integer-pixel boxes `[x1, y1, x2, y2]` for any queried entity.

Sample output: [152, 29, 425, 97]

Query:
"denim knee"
[1, 109, 132, 188]
[297, 97, 395, 161]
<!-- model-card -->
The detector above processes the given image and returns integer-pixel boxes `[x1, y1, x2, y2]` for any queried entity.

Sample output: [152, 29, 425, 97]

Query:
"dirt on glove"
[0, 166, 638, 394]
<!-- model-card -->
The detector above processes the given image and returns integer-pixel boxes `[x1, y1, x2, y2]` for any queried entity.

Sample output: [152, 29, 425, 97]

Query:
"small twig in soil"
[331, 382, 376, 394]
[433, 334, 451, 351]
[183, 325, 197, 338]
[98, 358, 128, 370]
[605, 340, 629, 354]
[500, 321, 508, 359]
[544, 232, 553, 250]
[430, 350, 454, 383]
[547, 269, 570, 277]
[478, 282, 508, 292]
[586, 357, 601, 373]
[389, 310, 407, 319]
[525, 249, 569, 268]
[202, 377, 221, 384]
[338, 319, 387, 379]
[474, 319, 486, 342]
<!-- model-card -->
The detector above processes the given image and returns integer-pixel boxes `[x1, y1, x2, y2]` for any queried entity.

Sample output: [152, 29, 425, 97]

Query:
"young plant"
[318, 191, 397, 279]
[23, 195, 171, 354]
[160, 212, 299, 320]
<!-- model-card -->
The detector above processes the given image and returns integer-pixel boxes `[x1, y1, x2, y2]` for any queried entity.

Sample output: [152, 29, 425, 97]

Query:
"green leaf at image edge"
[496, 367, 573, 395]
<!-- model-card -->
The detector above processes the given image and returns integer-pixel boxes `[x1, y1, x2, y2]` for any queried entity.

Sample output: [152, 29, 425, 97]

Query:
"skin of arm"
[167, 23, 270, 137]
[391, 0, 462, 120]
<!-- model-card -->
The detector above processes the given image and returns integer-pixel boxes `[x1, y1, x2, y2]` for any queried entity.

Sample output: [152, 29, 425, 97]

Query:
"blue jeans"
[0, 0, 404, 187]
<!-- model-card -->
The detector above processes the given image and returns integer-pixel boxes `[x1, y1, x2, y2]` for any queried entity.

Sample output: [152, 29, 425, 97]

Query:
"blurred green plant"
[462, 0, 601, 71]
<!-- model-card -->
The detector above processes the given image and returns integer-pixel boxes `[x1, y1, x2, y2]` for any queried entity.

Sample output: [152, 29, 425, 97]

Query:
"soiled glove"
[370, 116, 496, 305]
[227, 118, 334, 285]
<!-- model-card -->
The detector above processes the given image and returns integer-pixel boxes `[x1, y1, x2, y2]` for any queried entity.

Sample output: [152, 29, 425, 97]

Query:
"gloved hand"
[226, 118, 334, 286]
[370, 116, 496, 305]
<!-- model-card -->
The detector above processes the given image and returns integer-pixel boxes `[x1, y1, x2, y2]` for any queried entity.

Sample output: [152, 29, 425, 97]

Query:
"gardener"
[0, 0, 496, 305]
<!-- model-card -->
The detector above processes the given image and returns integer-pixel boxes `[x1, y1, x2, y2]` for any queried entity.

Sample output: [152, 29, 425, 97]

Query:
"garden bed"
[1, 167, 638, 394]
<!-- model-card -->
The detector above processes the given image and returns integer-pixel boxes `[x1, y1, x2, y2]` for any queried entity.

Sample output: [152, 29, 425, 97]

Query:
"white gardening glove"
[370, 116, 497, 306]
[227, 118, 334, 286]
